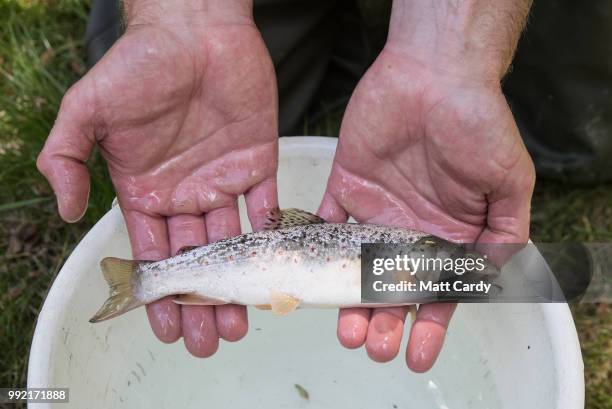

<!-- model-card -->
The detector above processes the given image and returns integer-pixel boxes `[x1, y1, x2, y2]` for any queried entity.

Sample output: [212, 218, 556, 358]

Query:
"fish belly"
[188, 256, 362, 308]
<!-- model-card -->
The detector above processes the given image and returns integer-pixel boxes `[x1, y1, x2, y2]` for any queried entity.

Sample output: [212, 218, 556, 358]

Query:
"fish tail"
[90, 257, 143, 323]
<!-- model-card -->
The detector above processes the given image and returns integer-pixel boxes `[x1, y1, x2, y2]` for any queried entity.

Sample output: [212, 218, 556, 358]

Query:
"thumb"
[317, 191, 348, 223]
[476, 153, 536, 266]
[37, 86, 95, 223]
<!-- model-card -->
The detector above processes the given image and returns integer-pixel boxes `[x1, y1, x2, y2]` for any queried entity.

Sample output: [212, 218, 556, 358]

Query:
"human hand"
[318, 42, 535, 371]
[37, 0, 278, 357]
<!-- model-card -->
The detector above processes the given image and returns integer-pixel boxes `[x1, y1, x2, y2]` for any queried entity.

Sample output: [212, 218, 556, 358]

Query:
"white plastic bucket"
[28, 137, 584, 408]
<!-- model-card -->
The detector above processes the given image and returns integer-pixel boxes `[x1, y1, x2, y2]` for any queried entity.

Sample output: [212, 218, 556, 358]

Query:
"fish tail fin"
[90, 257, 142, 323]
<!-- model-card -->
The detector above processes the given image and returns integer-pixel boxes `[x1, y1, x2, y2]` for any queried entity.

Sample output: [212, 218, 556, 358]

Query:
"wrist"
[386, 0, 531, 82]
[124, 0, 254, 29]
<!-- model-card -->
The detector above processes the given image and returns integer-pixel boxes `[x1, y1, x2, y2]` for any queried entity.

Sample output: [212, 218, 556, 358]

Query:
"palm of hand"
[320, 49, 534, 371]
[86, 24, 278, 221]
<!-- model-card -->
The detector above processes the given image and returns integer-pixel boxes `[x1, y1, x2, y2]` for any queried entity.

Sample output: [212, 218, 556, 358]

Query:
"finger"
[36, 86, 94, 223]
[146, 298, 182, 344]
[477, 152, 535, 264]
[182, 305, 219, 357]
[123, 209, 170, 260]
[245, 177, 278, 232]
[167, 215, 222, 354]
[406, 303, 457, 373]
[167, 214, 207, 256]
[205, 204, 249, 342]
[320, 192, 357, 349]
[215, 303, 248, 342]
[317, 191, 348, 223]
[365, 307, 408, 362]
[337, 308, 371, 349]
[123, 209, 181, 343]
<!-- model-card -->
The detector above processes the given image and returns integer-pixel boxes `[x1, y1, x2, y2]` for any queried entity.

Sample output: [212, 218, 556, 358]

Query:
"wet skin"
[318, 47, 535, 372]
[37, 10, 279, 357]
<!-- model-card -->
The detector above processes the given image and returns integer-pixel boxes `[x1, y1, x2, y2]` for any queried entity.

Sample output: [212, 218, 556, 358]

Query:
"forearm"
[123, 0, 253, 27]
[387, 0, 532, 80]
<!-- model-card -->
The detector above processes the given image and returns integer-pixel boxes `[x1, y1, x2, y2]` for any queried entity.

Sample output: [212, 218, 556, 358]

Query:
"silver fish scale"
[138, 223, 430, 274]
[132, 223, 430, 303]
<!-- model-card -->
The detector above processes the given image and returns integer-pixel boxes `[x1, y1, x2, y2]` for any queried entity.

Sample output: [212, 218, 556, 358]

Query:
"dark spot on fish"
[251, 251, 257, 256]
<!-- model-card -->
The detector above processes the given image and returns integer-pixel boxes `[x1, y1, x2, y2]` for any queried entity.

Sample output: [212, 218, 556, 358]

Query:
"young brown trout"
[90, 208, 494, 322]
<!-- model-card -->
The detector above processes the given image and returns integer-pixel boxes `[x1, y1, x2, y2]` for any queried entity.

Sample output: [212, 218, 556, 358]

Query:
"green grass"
[0, 0, 114, 399]
[531, 183, 612, 409]
[0, 1, 610, 408]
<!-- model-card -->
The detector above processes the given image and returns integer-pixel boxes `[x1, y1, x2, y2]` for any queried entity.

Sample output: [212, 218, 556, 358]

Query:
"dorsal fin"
[263, 208, 325, 230]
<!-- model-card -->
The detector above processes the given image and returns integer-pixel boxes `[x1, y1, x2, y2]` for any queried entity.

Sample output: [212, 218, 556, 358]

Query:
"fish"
[90, 208, 498, 323]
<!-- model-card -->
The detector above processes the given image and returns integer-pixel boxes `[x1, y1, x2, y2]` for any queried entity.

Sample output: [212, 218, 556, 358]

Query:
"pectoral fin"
[173, 294, 226, 306]
[269, 290, 301, 315]
[408, 305, 417, 323]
